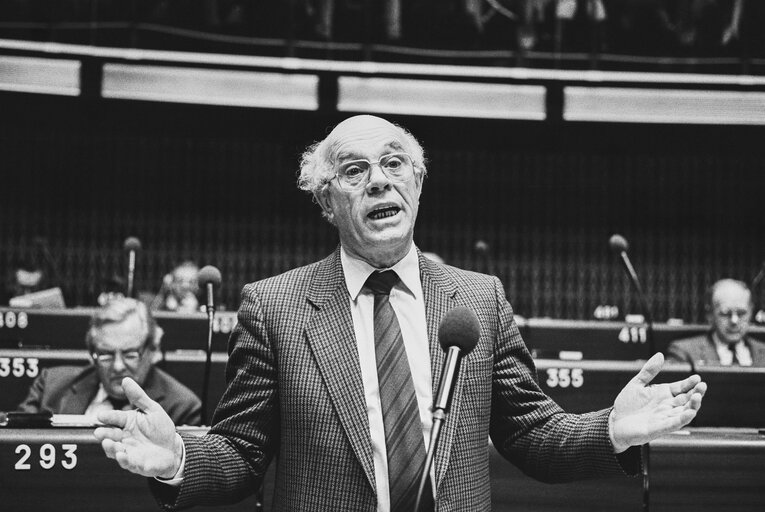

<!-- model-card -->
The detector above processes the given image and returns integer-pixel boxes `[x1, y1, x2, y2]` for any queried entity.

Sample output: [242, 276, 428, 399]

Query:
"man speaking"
[95, 115, 706, 511]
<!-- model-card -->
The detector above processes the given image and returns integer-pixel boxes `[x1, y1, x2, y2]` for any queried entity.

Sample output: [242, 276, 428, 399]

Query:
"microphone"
[608, 234, 653, 512]
[415, 307, 480, 512]
[123, 237, 142, 298]
[474, 239, 495, 276]
[608, 234, 654, 350]
[197, 265, 222, 426]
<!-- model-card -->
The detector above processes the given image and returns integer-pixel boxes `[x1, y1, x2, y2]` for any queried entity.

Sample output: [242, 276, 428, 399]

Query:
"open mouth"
[368, 206, 400, 220]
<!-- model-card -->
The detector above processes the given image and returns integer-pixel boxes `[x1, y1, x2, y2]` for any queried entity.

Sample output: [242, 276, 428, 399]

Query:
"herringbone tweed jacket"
[152, 247, 637, 511]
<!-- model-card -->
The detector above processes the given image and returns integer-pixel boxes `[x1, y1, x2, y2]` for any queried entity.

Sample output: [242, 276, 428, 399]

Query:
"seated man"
[667, 278, 765, 367]
[151, 261, 202, 313]
[16, 297, 202, 426]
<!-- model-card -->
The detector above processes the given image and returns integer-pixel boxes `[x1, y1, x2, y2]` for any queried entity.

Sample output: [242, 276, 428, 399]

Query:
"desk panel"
[522, 318, 765, 360]
[0, 307, 237, 351]
[649, 429, 765, 512]
[535, 359, 765, 428]
[0, 427, 263, 511]
[2, 428, 762, 512]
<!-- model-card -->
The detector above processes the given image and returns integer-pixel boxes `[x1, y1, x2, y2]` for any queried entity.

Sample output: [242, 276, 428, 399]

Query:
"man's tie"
[366, 270, 433, 512]
[728, 343, 739, 366]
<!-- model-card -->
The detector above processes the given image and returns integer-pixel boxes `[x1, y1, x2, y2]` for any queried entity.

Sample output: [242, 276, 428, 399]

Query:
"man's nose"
[366, 163, 391, 191]
[111, 353, 127, 371]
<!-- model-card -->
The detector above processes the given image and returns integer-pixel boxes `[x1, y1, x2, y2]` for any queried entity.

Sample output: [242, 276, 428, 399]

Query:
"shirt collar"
[710, 331, 746, 350]
[340, 244, 422, 302]
[92, 384, 109, 404]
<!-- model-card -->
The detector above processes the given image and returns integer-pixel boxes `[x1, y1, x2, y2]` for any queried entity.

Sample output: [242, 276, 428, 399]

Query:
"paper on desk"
[51, 414, 102, 427]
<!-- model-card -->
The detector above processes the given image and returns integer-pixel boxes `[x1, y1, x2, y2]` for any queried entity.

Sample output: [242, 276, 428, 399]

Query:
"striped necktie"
[366, 270, 433, 512]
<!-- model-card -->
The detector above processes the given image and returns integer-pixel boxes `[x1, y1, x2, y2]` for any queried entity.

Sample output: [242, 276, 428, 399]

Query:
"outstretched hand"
[93, 377, 183, 478]
[610, 353, 707, 452]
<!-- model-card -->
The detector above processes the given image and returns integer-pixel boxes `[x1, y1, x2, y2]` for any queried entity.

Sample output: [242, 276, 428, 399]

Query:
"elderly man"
[17, 297, 201, 426]
[667, 279, 765, 367]
[95, 115, 706, 511]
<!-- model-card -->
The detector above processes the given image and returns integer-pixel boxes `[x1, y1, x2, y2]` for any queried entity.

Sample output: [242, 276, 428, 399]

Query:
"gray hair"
[85, 296, 163, 352]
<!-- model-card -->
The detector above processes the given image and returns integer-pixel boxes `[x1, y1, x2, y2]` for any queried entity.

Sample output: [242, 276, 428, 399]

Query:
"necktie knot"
[365, 270, 400, 296]
[728, 343, 740, 366]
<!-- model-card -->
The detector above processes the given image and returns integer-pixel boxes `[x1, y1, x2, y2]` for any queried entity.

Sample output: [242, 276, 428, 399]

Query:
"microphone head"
[474, 240, 490, 254]
[608, 234, 629, 254]
[123, 237, 142, 252]
[438, 307, 480, 354]
[198, 265, 222, 287]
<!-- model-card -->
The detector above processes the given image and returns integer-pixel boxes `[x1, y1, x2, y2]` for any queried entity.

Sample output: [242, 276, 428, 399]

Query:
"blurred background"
[1, 0, 764, 322]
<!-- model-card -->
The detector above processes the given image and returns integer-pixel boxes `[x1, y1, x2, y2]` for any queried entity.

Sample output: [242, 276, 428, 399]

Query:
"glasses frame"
[90, 346, 146, 366]
[331, 152, 416, 191]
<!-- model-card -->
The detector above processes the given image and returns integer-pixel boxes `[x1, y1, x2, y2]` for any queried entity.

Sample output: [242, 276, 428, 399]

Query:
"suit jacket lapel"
[305, 248, 376, 493]
[419, 252, 460, 491]
[60, 368, 100, 414]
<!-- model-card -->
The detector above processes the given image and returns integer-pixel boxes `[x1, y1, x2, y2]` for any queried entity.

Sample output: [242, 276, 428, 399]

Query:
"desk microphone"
[608, 233, 653, 512]
[474, 239, 495, 276]
[123, 237, 142, 298]
[197, 265, 221, 426]
[608, 234, 655, 354]
[415, 307, 480, 512]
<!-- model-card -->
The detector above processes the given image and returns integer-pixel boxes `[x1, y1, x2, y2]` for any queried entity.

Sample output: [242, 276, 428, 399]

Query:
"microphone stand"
[414, 411, 443, 512]
[613, 243, 653, 512]
[201, 282, 215, 426]
[618, 251, 655, 356]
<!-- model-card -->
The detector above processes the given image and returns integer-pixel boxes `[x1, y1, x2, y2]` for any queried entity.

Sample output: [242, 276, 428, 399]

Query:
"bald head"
[297, 115, 427, 199]
[707, 279, 753, 345]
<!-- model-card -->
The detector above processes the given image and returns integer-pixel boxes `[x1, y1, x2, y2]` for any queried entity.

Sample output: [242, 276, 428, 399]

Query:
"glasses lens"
[335, 153, 413, 190]
[337, 160, 371, 189]
[94, 348, 143, 364]
[379, 153, 412, 181]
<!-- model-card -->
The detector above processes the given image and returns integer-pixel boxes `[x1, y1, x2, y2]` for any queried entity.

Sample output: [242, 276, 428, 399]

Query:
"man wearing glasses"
[17, 296, 202, 426]
[667, 279, 765, 367]
[95, 115, 705, 511]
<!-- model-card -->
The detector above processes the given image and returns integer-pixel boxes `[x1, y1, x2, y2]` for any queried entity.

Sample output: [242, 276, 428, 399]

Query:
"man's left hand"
[609, 352, 707, 452]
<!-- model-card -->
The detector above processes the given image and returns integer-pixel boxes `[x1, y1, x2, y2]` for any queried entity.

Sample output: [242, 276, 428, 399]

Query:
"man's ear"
[414, 170, 424, 199]
[315, 188, 335, 223]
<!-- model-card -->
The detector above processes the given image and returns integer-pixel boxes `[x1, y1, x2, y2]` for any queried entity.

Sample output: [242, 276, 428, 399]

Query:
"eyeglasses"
[332, 152, 415, 191]
[91, 347, 145, 365]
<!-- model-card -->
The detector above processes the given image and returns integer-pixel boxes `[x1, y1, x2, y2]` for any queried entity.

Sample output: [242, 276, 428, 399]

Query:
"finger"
[688, 391, 704, 410]
[97, 409, 129, 428]
[121, 377, 162, 413]
[632, 352, 665, 386]
[692, 381, 707, 398]
[93, 426, 126, 442]
[668, 374, 701, 396]
[100, 438, 125, 460]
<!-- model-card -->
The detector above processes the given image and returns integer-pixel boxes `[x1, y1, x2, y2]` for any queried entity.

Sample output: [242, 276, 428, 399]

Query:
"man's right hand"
[94, 377, 183, 479]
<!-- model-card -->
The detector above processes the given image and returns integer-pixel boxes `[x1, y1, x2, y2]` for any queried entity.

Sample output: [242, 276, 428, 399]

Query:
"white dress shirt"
[340, 244, 433, 512]
[84, 385, 121, 420]
[712, 335, 753, 366]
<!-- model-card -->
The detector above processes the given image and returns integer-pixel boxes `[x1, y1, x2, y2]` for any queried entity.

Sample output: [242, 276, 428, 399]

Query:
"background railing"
[1, 0, 764, 73]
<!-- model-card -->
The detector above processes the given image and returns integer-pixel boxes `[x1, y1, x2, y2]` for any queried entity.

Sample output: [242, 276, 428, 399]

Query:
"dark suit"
[153, 248, 638, 511]
[17, 365, 202, 426]
[666, 333, 765, 367]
